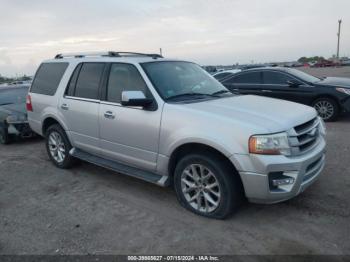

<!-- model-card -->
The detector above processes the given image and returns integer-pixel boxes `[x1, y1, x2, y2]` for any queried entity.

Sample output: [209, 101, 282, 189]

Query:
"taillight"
[26, 95, 33, 112]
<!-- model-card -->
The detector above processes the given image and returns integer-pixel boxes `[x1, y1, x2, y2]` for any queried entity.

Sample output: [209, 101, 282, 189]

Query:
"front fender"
[161, 127, 247, 158]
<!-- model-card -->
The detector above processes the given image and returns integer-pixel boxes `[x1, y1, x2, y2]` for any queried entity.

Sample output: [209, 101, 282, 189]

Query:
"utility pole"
[159, 48, 163, 56]
[337, 19, 342, 60]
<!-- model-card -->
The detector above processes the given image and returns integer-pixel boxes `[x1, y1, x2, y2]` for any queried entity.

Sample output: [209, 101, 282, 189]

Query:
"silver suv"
[27, 52, 326, 218]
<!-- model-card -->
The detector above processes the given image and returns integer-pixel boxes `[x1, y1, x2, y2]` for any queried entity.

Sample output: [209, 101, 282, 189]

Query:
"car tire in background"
[312, 97, 339, 122]
[0, 125, 10, 145]
[45, 124, 76, 169]
[173, 152, 244, 219]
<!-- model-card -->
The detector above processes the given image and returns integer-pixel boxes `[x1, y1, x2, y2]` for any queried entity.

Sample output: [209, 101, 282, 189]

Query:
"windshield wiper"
[0, 103, 13, 106]
[165, 92, 217, 101]
[211, 90, 232, 96]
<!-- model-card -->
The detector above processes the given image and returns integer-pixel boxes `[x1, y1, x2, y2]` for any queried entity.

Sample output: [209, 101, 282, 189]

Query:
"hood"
[183, 95, 317, 133]
[317, 77, 350, 88]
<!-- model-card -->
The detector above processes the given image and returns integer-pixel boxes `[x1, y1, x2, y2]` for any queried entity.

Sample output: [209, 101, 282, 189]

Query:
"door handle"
[61, 104, 69, 110]
[261, 90, 272, 93]
[104, 111, 115, 119]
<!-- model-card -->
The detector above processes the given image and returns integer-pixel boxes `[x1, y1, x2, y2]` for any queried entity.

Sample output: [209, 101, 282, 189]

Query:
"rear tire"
[45, 124, 76, 169]
[312, 97, 339, 122]
[174, 152, 244, 219]
[0, 125, 10, 145]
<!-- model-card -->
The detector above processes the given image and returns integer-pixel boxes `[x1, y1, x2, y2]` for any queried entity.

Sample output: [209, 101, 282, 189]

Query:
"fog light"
[272, 178, 295, 186]
[269, 171, 298, 192]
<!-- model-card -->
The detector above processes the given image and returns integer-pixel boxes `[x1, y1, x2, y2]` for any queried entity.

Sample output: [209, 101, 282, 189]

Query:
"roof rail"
[54, 51, 163, 59]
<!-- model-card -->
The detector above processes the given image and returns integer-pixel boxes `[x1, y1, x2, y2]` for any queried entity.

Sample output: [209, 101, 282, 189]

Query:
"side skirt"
[69, 148, 169, 186]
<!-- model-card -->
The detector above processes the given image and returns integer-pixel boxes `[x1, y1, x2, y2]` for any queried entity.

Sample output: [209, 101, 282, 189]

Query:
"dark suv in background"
[215, 67, 350, 121]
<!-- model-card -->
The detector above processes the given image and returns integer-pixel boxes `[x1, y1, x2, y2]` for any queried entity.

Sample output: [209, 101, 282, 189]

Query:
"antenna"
[337, 19, 342, 59]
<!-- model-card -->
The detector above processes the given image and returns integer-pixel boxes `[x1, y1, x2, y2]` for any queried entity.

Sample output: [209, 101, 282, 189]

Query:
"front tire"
[312, 97, 339, 122]
[45, 124, 76, 169]
[174, 153, 243, 219]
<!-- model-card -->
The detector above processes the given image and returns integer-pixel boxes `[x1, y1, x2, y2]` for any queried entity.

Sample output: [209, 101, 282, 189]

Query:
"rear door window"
[224, 72, 262, 84]
[74, 63, 105, 99]
[263, 71, 294, 84]
[31, 63, 68, 96]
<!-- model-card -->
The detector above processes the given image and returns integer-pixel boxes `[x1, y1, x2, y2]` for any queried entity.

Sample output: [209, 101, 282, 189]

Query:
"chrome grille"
[288, 117, 320, 156]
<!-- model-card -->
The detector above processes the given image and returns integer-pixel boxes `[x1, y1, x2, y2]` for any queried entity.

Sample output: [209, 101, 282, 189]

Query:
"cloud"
[0, 0, 349, 75]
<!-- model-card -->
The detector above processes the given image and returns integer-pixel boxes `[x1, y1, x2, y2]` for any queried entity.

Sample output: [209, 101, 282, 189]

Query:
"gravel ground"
[0, 114, 349, 255]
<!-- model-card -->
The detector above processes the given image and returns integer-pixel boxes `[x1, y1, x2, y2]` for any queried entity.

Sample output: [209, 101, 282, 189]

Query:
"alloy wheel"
[314, 100, 334, 120]
[48, 131, 66, 163]
[181, 164, 221, 213]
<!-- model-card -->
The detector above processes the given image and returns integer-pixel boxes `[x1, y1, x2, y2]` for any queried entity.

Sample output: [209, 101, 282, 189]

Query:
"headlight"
[336, 87, 350, 95]
[249, 132, 291, 156]
[318, 117, 326, 136]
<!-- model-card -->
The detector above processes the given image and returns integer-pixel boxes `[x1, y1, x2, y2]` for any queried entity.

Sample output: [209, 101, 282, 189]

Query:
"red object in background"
[313, 60, 337, 67]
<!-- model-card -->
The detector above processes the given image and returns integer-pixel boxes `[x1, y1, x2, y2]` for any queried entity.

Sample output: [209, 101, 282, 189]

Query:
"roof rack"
[54, 51, 163, 59]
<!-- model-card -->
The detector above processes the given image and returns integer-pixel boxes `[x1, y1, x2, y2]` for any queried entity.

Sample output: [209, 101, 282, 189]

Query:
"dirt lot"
[0, 114, 349, 255]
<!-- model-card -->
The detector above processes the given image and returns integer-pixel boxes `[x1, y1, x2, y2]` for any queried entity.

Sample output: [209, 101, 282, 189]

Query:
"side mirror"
[287, 80, 300, 87]
[121, 91, 153, 108]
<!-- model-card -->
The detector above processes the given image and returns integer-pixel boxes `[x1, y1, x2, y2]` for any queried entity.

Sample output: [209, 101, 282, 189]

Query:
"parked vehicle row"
[214, 67, 350, 121]
[25, 52, 326, 218]
[0, 85, 34, 144]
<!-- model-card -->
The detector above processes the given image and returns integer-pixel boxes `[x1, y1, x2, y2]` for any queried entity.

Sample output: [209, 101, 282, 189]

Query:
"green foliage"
[298, 56, 326, 63]
[0, 74, 31, 84]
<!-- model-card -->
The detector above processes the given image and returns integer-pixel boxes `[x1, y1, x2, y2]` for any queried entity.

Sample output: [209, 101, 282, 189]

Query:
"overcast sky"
[0, 0, 349, 76]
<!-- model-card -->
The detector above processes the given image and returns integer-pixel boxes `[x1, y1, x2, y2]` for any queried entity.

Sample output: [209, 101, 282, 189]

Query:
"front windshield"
[141, 61, 229, 101]
[288, 68, 320, 83]
[0, 87, 28, 105]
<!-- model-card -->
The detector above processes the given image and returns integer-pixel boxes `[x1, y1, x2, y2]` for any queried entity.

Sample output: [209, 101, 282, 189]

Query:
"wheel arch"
[167, 142, 243, 188]
[42, 116, 68, 138]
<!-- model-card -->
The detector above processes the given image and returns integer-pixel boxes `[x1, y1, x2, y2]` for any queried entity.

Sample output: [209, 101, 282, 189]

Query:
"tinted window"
[31, 63, 68, 95]
[214, 72, 231, 81]
[264, 71, 294, 84]
[74, 63, 105, 99]
[224, 72, 261, 84]
[106, 63, 149, 103]
[65, 64, 82, 96]
[0, 87, 29, 105]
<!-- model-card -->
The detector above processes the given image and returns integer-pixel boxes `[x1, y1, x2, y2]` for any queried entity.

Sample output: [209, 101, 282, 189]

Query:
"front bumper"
[231, 137, 326, 204]
[341, 96, 350, 112]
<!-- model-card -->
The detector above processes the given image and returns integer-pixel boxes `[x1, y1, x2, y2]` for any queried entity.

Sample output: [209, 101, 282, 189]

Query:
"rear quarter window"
[30, 63, 68, 96]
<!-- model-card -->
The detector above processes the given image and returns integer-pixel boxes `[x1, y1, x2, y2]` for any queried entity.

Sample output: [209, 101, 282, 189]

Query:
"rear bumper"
[231, 137, 326, 204]
[7, 122, 34, 137]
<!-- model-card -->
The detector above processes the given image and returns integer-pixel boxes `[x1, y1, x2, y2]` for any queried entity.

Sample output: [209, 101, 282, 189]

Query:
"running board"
[69, 148, 166, 186]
